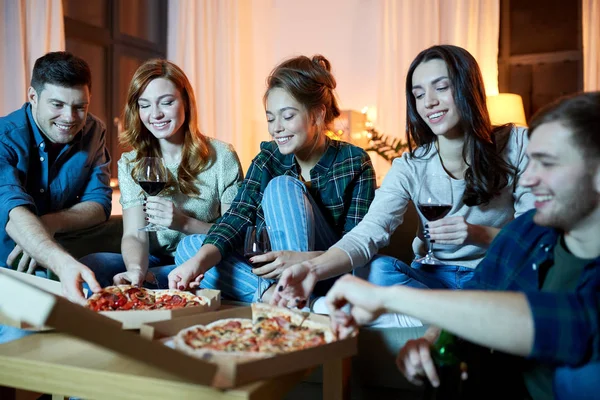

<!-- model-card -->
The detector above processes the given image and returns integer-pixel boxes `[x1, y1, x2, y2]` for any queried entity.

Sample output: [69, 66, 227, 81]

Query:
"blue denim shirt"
[0, 103, 112, 267]
[464, 209, 600, 366]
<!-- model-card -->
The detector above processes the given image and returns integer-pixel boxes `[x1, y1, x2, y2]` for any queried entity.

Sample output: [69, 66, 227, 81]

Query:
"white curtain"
[0, 0, 64, 116]
[376, 0, 500, 147]
[582, 0, 600, 91]
[167, 0, 257, 170]
[167, 0, 500, 176]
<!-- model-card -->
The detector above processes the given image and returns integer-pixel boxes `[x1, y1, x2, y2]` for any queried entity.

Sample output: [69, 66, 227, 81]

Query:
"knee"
[79, 252, 112, 270]
[263, 176, 304, 206]
[175, 234, 206, 265]
[365, 255, 409, 286]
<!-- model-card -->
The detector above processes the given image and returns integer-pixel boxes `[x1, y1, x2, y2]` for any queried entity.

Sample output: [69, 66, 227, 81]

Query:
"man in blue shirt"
[0, 51, 111, 304]
[302, 92, 599, 399]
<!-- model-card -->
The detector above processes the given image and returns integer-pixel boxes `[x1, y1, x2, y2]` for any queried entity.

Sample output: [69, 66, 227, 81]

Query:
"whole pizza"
[86, 285, 208, 311]
[174, 303, 335, 360]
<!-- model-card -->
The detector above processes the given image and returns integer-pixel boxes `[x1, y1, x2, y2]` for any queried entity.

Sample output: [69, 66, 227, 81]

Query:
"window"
[63, 0, 167, 177]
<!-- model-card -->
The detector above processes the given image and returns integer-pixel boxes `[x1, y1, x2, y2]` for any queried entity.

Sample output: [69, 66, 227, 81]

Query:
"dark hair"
[528, 91, 600, 161]
[405, 45, 515, 206]
[120, 59, 209, 196]
[264, 54, 341, 131]
[30, 51, 92, 94]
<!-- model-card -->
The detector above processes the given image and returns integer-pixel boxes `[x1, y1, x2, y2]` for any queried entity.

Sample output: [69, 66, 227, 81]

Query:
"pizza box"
[139, 306, 358, 389]
[98, 288, 221, 330]
[0, 271, 218, 386]
[0, 268, 63, 331]
[0, 267, 221, 330]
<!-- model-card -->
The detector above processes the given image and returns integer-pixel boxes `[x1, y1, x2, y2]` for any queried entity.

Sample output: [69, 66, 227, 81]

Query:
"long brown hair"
[405, 45, 515, 206]
[120, 59, 209, 195]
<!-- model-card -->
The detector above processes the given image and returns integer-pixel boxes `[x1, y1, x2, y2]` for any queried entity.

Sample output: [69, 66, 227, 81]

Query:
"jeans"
[0, 324, 34, 344]
[365, 254, 475, 289]
[79, 253, 175, 293]
[554, 362, 600, 400]
[176, 176, 344, 302]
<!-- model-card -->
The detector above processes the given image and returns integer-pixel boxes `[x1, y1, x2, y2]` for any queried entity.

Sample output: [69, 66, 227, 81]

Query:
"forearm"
[6, 207, 74, 275]
[309, 247, 353, 281]
[470, 224, 501, 246]
[192, 244, 223, 274]
[180, 217, 214, 235]
[41, 201, 107, 234]
[381, 287, 534, 356]
[121, 235, 149, 273]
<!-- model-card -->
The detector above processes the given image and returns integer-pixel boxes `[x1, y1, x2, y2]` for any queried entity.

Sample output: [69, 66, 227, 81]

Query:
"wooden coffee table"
[0, 332, 347, 399]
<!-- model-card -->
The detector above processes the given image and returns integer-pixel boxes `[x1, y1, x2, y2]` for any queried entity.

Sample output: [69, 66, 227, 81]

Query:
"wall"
[247, 0, 385, 176]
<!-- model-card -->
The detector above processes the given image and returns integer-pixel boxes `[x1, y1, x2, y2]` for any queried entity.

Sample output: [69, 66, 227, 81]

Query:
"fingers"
[17, 253, 32, 273]
[26, 258, 38, 275]
[397, 338, 439, 387]
[397, 347, 424, 386]
[6, 245, 22, 267]
[250, 252, 277, 264]
[189, 274, 204, 290]
[81, 268, 101, 293]
[113, 274, 129, 285]
[418, 342, 439, 387]
[252, 262, 277, 277]
[168, 273, 182, 290]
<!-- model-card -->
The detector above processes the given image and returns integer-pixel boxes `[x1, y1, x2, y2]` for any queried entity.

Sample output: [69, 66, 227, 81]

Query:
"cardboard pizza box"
[98, 288, 221, 329]
[0, 268, 221, 330]
[140, 306, 358, 389]
[0, 268, 63, 331]
[0, 271, 218, 386]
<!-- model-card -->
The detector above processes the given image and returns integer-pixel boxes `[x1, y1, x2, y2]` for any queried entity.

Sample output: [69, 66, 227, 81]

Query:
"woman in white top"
[81, 59, 243, 288]
[271, 45, 535, 309]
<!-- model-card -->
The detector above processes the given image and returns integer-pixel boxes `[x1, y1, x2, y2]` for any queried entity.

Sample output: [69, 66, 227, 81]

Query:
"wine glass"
[135, 157, 168, 232]
[244, 225, 272, 302]
[415, 174, 453, 265]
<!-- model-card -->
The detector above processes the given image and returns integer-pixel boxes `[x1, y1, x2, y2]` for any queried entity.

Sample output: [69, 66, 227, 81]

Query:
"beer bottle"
[422, 330, 469, 400]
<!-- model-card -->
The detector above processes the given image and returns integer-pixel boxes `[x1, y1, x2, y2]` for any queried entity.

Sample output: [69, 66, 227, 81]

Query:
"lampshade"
[486, 93, 527, 126]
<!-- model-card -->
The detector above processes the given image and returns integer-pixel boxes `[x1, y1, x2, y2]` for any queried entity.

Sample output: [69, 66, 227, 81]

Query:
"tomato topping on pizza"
[173, 303, 335, 359]
[85, 286, 208, 311]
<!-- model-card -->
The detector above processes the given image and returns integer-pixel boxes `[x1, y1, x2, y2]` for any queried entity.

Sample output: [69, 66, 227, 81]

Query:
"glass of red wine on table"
[244, 225, 272, 302]
[136, 157, 168, 232]
[416, 174, 453, 265]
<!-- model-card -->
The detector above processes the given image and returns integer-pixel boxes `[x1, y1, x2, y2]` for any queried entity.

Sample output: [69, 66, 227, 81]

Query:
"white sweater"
[333, 127, 534, 269]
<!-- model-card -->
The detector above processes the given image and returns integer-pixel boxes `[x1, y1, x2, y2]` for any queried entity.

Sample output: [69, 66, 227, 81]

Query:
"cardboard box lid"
[0, 270, 217, 386]
[141, 306, 358, 388]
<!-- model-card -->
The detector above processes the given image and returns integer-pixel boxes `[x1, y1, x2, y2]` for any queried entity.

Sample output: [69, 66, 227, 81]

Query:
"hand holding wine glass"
[244, 225, 272, 302]
[416, 174, 453, 265]
[136, 157, 168, 232]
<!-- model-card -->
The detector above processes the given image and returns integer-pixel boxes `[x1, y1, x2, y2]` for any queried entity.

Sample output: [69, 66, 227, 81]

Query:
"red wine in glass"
[418, 204, 452, 221]
[135, 157, 168, 232]
[138, 181, 166, 196]
[244, 226, 272, 302]
[415, 174, 453, 265]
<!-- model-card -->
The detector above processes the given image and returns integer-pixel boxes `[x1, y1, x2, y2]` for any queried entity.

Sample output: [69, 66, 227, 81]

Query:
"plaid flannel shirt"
[464, 209, 600, 366]
[204, 138, 376, 257]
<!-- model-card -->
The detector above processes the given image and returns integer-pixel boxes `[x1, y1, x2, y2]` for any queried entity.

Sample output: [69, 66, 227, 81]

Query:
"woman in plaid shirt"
[168, 55, 376, 303]
[272, 45, 535, 311]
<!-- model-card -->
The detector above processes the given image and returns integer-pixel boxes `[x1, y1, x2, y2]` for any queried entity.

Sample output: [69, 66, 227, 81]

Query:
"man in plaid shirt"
[325, 92, 600, 399]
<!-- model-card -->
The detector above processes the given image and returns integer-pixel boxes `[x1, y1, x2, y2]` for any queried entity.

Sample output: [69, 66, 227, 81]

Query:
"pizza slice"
[174, 318, 267, 360]
[153, 289, 208, 310]
[251, 303, 334, 354]
[117, 285, 156, 310]
[86, 286, 129, 311]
